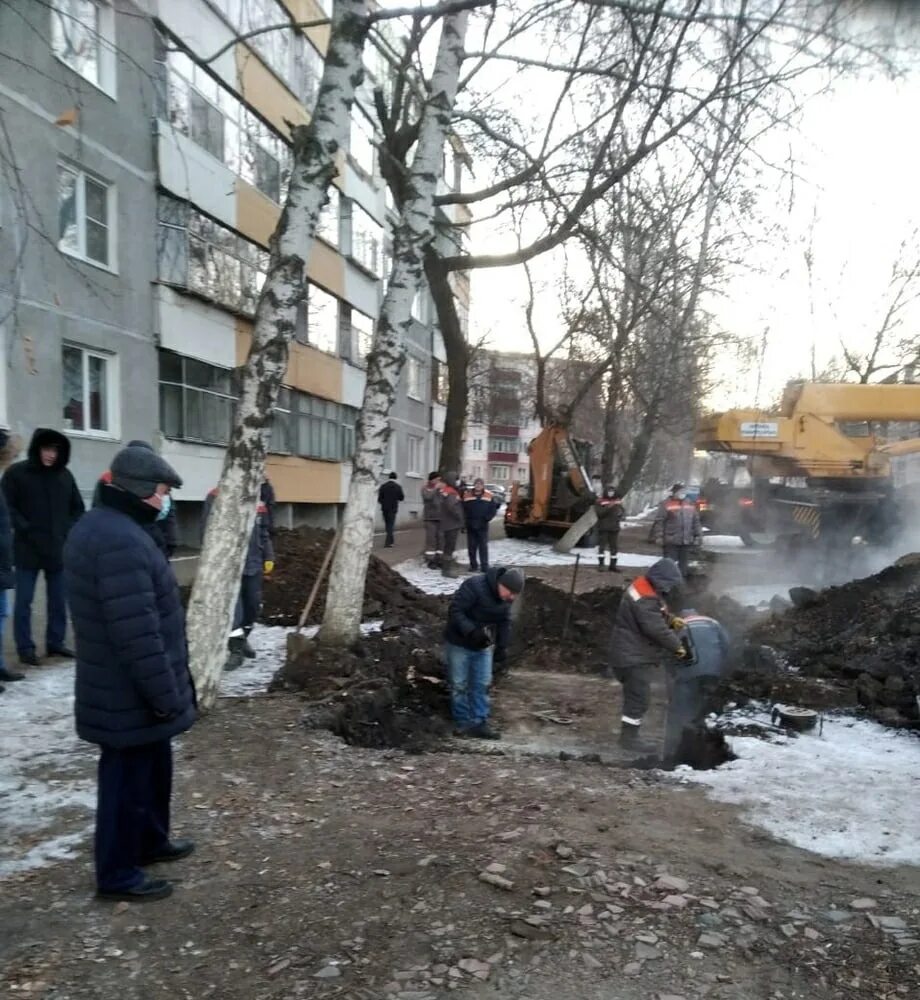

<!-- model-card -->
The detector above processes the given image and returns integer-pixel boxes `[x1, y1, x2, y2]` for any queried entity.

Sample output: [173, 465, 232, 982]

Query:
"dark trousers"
[598, 530, 619, 556]
[95, 740, 172, 892]
[663, 544, 691, 578]
[382, 509, 397, 546]
[467, 525, 489, 570]
[14, 567, 66, 655]
[442, 528, 460, 562]
[424, 520, 441, 555]
[615, 664, 654, 724]
[232, 573, 263, 631]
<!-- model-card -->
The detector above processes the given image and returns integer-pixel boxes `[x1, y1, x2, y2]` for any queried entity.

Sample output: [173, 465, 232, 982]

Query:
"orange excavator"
[695, 381, 920, 548]
[504, 423, 596, 538]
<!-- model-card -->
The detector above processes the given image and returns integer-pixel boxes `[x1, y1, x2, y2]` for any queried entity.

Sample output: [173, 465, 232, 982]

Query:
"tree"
[319, 7, 475, 645]
[426, 0, 892, 472]
[186, 0, 372, 708]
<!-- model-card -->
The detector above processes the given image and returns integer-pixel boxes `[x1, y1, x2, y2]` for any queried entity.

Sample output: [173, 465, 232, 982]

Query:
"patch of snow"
[680, 708, 920, 866]
[701, 534, 752, 552]
[394, 540, 661, 594]
[717, 584, 787, 608]
[0, 621, 382, 879]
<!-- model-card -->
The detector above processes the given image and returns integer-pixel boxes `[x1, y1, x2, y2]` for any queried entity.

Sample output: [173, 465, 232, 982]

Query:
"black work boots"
[619, 722, 657, 755]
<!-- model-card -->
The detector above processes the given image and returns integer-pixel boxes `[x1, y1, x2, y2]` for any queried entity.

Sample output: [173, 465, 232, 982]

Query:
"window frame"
[406, 356, 425, 402]
[50, 0, 117, 98]
[407, 434, 424, 476]
[57, 163, 117, 272]
[158, 350, 236, 447]
[61, 342, 120, 439]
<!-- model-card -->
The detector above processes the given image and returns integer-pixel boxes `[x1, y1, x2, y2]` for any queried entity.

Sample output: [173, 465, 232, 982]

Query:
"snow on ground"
[701, 534, 752, 552]
[715, 584, 788, 608]
[680, 708, 920, 866]
[394, 538, 661, 594]
[0, 623, 380, 878]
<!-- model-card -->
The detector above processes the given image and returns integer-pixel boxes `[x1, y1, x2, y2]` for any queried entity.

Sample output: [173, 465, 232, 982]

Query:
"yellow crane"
[695, 381, 920, 547]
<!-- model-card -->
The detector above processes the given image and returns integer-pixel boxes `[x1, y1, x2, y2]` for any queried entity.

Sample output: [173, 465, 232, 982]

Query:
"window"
[351, 203, 383, 275]
[292, 392, 356, 462]
[157, 195, 269, 315]
[350, 309, 374, 368]
[158, 350, 236, 446]
[307, 284, 339, 354]
[471, 465, 481, 479]
[489, 437, 518, 453]
[472, 439, 483, 452]
[62, 344, 115, 435]
[58, 164, 113, 268]
[270, 387, 293, 453]
[317, 187, 339, 246]
[518, 466, 528, 480]
[51, 1, 115, 94]
[489, 465, 511, 481]
[431, 358, 447, 404]
[406, 357, 424, 401]
[349, 104, 376, 176]
[407, 435, 424, 475]
[158, 39, 291, 204]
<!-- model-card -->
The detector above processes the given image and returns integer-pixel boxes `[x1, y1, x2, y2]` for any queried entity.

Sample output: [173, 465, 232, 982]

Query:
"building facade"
[0, 0, 469, 542]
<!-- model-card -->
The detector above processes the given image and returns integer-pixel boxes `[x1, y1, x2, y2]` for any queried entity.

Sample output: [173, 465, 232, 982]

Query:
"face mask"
[156, 493, 172, 521]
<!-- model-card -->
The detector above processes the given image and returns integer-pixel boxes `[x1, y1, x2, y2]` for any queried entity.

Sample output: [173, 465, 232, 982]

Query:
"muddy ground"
[3, 687, 919, 1000]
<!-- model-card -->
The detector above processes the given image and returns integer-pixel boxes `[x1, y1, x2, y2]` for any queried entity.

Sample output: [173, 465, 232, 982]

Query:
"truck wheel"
[504, 524, 530, 540]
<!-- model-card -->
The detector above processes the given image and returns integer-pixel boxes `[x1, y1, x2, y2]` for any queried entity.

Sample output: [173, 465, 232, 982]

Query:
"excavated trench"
[262, 528, 920, 769]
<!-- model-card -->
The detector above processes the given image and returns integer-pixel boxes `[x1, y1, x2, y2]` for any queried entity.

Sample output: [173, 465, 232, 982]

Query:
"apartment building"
[0, 0, 469, 537]
[0, 0, 160, 488]
[463, 351, 603, 486]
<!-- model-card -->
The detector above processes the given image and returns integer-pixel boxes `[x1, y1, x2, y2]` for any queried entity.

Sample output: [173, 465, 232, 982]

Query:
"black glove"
[493, 646, 507, 666]
[469, 627, 492, 650]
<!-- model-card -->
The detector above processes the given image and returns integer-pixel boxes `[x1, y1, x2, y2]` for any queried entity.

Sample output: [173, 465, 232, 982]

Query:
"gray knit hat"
[111, 445, 182, 498]
[498, 567, 525, 595]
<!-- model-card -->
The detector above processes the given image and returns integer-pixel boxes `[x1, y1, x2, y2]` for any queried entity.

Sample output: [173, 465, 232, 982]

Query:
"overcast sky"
[460, 9, 920, 410]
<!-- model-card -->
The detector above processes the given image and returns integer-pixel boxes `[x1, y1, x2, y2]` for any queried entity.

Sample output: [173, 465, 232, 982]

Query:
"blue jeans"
[445, 641, 493, 730]
[14, 568, 67, 655]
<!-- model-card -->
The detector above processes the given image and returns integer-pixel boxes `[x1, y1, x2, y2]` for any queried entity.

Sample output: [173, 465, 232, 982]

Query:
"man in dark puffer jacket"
[65, 445, 195, 902]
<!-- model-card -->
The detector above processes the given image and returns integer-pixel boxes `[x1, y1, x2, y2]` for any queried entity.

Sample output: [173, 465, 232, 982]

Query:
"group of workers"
[417, 471, 502, 576]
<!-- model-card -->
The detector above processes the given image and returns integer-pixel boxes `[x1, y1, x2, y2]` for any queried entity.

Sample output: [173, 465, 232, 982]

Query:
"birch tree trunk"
[320, 9, 470, 645]
[187, 0, 370, 709]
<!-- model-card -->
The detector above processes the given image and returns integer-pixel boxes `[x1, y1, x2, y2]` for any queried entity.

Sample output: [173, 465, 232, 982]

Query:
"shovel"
[286, 530, 339, 661]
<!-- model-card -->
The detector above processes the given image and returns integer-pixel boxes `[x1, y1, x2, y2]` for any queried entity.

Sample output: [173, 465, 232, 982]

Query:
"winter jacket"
[65, 484, 196, 749]
[438, 484, 465, 532]
[463, 489, 500, 531]
[421, 480, 441, 522]
[377, 480, 405, 514]
[652, 498, 701, 547]
[609, 558, 683, 672]
[445, 566, 515, 652]
[679, 614, 730, 681]
[0, 489, 13, 590]
[93, 470, 178, 557]
[594, 497, 624, 533]
[202, 490, 274, 576]
[1, 428, 85, 572]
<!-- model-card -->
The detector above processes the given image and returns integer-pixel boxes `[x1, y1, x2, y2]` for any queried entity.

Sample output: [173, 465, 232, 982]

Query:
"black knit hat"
[499, 567, 525, 595]
[111, 445, 182, 498]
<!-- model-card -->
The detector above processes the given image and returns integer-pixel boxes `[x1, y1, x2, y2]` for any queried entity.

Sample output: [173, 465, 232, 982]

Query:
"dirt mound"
[270, 621, 451, 750]
[736, 562, 920, 727]
[262, 527, 446, 626]
[511, 580, 622, 673]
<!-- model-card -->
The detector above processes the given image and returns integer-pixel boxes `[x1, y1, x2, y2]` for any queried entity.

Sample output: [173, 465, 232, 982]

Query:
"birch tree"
[319, 8, 471, 645]
[187, 0, 371, 708]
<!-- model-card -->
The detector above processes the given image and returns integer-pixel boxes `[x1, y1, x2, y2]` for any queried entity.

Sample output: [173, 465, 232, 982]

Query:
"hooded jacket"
[652, 496, 701, 547]
[1, 429, 85, 572]
[444, 566, 516, 651]
[438, 475, 465, 532]
[678, 613, 730, 681]
[609, 558, 684, 672]
[65, 484, 196, 748]
[377, 479, 405, 514]
[421, 478, 442, 522]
